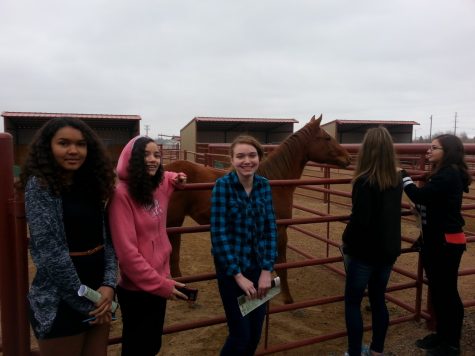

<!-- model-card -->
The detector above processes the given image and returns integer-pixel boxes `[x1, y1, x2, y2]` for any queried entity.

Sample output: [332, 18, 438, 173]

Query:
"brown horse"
[165, 115, 350, 304]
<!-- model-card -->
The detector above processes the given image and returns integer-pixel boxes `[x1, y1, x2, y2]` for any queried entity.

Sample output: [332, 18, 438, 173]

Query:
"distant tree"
[413, 131, 473, 143]
[459, 132, 470, 142]
[414, 135, 430, 143]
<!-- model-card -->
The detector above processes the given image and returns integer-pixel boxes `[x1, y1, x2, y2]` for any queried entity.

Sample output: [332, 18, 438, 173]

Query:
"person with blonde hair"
[342, 127, 403, 356]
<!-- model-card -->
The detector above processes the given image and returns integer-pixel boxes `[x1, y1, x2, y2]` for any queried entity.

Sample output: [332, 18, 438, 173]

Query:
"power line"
[429, 114, 432, 141]
[454, 112, 457, 135]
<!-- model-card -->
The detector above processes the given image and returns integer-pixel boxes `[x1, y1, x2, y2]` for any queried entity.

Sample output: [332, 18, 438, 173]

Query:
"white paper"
[78, 284, 119, 312]
[237, 277, 281, 317]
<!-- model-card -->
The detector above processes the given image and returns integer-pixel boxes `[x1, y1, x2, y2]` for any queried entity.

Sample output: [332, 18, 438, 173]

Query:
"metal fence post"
[0, 133, 30, 355]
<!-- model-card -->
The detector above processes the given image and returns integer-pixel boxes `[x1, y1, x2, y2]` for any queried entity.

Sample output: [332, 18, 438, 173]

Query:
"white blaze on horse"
[165, 115, 351, 304]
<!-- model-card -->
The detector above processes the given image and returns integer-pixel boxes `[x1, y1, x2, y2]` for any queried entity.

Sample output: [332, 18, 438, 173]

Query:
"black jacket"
[342, 175, 403, 264]
[402, 166, 466, 247]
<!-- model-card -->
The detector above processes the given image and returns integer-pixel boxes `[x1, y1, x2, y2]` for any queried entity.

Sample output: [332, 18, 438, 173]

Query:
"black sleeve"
[402, 169, 451, 205]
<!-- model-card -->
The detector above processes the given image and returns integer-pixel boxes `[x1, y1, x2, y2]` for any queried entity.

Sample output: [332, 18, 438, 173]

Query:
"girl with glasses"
[401, 135, 472, 356]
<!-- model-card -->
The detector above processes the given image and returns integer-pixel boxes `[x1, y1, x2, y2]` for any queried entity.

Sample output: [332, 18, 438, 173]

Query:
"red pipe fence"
[1, 141, 475, 355]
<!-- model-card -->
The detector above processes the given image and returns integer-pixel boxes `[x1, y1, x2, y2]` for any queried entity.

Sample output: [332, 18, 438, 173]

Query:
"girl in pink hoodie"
[108, 136, 187, 356]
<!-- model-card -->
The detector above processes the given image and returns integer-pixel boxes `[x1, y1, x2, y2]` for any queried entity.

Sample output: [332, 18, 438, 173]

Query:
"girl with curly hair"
[108, 136, 188, 356]
[19, 117, 117, 356]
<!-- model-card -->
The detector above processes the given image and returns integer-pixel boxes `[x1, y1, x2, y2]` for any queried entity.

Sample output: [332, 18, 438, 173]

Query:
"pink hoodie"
[108, 136, 178, 298]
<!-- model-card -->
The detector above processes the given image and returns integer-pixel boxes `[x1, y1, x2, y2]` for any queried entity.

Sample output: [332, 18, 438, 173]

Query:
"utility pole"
[454, 112, 457, 135]
[429, 115, 433, 141]
[145, 124, 150, 136]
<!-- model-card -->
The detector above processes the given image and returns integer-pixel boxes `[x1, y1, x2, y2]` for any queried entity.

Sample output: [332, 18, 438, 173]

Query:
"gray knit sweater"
[25, 176, 117, 338]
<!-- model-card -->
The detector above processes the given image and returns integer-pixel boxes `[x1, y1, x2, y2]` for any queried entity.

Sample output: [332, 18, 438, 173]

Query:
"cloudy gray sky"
[1, 0, 474, 138]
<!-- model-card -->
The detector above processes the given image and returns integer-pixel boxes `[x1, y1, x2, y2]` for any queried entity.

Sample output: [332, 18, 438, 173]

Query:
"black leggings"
[422, 243, 465, 348]
[117, 286, 167, 356]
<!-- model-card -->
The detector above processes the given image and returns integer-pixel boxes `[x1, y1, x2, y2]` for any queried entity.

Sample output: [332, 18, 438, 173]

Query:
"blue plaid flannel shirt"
[210, 171, 278, 276]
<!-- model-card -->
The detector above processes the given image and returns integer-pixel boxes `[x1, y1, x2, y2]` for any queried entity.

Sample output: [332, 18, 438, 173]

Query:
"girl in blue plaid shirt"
[211, 135, 278, 356]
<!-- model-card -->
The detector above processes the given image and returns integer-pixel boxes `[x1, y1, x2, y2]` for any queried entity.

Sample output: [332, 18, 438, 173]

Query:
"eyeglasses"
[429, 145, 443, 151]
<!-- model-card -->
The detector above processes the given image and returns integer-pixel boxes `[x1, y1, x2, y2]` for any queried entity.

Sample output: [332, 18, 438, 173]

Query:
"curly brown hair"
[127, 136, 164, 207]
[18, 117, 115, 201]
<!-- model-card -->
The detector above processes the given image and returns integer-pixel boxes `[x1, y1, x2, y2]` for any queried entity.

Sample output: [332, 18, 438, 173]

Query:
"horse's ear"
[315, 114, 322, 125]
[309, 115, 322, 125]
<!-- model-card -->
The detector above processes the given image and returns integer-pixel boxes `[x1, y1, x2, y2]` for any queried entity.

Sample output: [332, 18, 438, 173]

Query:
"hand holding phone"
[176, 285, 198, 301]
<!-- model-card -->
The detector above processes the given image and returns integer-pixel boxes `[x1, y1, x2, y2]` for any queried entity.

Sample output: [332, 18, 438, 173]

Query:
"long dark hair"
[19, 117, 115, 201]
[127, 136, 164, 207]
[431, 134, 472, 192]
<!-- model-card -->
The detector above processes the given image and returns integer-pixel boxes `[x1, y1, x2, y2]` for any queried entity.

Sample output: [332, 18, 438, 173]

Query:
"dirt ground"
[104, 181, 475, 356]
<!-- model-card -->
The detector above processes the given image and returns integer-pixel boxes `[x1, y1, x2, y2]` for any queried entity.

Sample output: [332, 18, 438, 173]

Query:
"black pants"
[215, 266, 266, 356]
[422, 243, 465, 348]
[117, 285, 167, 356]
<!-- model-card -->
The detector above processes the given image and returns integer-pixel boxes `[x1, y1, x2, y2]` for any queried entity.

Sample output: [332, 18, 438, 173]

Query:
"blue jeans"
[344, 256, 393, 356]
[215, 266, 266, 356]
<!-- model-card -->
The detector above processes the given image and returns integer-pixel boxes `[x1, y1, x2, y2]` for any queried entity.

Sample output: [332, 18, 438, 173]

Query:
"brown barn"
[180, 117, 298, 163]
[2, 112, 141, 172]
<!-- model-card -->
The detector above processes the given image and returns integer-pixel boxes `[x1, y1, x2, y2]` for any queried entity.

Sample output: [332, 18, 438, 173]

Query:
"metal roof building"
[321, 119, 419, 143]
[180, 117, 298, 162]
[2, 111, 141, 167]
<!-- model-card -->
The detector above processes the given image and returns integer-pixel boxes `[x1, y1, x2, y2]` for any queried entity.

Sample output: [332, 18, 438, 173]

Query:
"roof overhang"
[2, 112, 141, 130]
[192, 117, 298, 132]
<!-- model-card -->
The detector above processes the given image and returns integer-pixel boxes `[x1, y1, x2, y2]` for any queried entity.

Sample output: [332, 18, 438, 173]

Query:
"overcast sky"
[1, 0, 474, 139]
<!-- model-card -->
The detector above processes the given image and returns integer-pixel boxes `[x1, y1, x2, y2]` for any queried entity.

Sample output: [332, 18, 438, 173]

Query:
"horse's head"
[304, 115, 351, 168]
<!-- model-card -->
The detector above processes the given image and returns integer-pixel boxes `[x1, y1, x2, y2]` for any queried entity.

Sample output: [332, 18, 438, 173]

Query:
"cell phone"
[176, 286, 198, 301]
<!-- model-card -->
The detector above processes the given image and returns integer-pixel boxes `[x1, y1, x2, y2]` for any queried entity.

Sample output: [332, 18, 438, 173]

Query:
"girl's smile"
[51, 126, 87, 172]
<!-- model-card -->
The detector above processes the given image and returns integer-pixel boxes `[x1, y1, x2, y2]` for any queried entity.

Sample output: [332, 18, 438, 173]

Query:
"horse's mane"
[258, 121, 315, 180]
